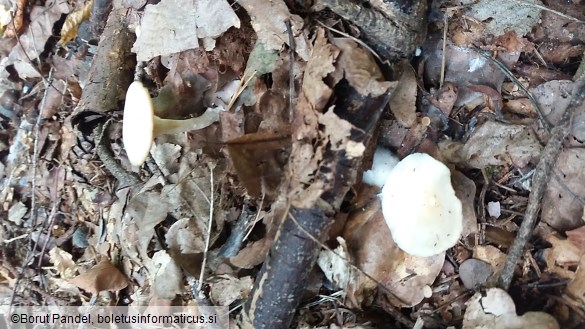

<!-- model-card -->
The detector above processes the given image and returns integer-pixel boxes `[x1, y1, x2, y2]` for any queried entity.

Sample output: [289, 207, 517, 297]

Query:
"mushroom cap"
[123, 81, 154, 166]
[381, 153, 463, 257]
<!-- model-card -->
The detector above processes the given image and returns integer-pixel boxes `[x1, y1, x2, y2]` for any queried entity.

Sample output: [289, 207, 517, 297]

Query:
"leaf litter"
[0, 0, 584, 327]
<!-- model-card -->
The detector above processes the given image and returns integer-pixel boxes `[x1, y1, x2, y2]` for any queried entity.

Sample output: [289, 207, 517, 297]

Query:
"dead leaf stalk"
[498, 78, 585, 290]
[197, 163, 216, 294]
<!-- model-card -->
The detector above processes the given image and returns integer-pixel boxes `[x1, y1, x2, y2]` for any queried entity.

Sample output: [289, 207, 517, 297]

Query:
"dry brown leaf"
[566, 255, 585, 305]
[48, 247, 78, 279]
[343, 201, 444, 308]
[58, 0, 93, 45]
[209, 275, 253, 306]
[543, 234, 584, 279]
[69, 259, 128, 295]
[2, 0, 26, 38]
[302, 28, 339, 111]
[567, 226, 585, 251]
[388, 61, 417, 127]
[237, 0, 310, 60]
[542, 148, 585, 231]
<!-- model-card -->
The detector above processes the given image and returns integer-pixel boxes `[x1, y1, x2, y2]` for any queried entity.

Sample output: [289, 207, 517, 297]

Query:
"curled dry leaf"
[463, 288, 559, 329]
[543, 233, 584, 279]
[2, 0, 26, 38]
[58, 0, 93, 45]
[69, 259, 128, 295]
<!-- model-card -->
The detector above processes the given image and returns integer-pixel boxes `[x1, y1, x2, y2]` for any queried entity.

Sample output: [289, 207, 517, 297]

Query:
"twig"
[285, 19, 296, 122]
[510, 0, 583, 23]
[498, 78, 585, 290]
[219, 205, 256, 257]
[93, 121, 142, 190]
[197, 162, 215, 295]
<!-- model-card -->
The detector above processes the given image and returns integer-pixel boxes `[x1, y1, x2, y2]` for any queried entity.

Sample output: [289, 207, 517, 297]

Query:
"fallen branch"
[498, 77, 585, 290]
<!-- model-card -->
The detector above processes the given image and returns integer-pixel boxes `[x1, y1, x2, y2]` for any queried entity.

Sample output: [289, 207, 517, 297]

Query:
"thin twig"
[498, 78, 585, 290]
[285, 19, 296, 122]
[510, 0, 583, 23]
[197, 162, 215, 294]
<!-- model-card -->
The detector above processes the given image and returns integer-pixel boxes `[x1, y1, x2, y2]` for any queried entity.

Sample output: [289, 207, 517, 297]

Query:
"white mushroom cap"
[381, 153, 463, 257]
[123, 81, 155, 167]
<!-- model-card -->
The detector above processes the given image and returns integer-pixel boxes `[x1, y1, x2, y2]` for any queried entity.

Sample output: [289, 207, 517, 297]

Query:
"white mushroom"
[380, 153, 463, 257]
[362, 146, 399, 188]
[122, 81, 221, 166]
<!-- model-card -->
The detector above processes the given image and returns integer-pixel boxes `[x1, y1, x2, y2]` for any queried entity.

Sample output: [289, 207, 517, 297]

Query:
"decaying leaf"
[463, 288, 559, 329]
[209, 275, 253, 306]
[566, 255, 585, 305]
[343, 200, 444, 308]
[237, 0, 310, 60]
[459, 259, 493, 290]
[69, 259, 128, 295]
[132, 0, 239, 61]
[388, 61, 417, 127]
[543, 233, 584, 279]
[317, 237, 358, 294]
[48, 247, 78, 279]
[440, 121, 542, 169]
[2, 0, 26, 38]
[542, 148, 585, 231]
[58, 0, 93, 45]
[152, 251, 183, 299]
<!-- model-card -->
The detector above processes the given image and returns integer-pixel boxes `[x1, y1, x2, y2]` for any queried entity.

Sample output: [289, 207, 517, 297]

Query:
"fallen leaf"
[343, 200, 445, 308]
[442, 121, 542, 169]
[542, 148, 585, 231]
[238, 0, 310, 60]
[566, 255, 585, 305]
[2, 0, 26, 38]
[209, 275, 253, 306]
[463, 288, 559, 329]
[464, 0, 542, 37]
[388, 61, 417, 127]
[58, 0, 93, 45]
[152, 251, 183, 299]
[459, 259, 493, 290]
[70, 259, 128, 295]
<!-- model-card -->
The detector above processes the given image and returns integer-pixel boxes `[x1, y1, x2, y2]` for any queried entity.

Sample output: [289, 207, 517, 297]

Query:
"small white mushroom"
[362, 146, 399, 188]
[380, 153, 463, 257]
[122, 81, 221, 166]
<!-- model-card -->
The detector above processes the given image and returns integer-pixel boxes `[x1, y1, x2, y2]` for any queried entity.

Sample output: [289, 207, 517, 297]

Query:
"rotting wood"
[498, 77, 585, 290]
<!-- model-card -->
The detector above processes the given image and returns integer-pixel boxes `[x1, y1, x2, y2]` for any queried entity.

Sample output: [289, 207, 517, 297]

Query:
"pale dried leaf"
[450, 121, 542, 169]
[132, 0, 199, 61]
[463, 288, 559, 329]
[209, 275, 253, 306]
[152, 251, 183, 299]
[238, 0, 310, 60]
[194, 0, 239, 39]
[542, 148, 585, 231]
[566, 255, 585, 305]
[464, 0, 542, 37]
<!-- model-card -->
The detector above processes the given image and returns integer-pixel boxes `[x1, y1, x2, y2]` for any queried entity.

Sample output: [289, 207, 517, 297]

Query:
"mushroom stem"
[152, 107, 221, 136]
